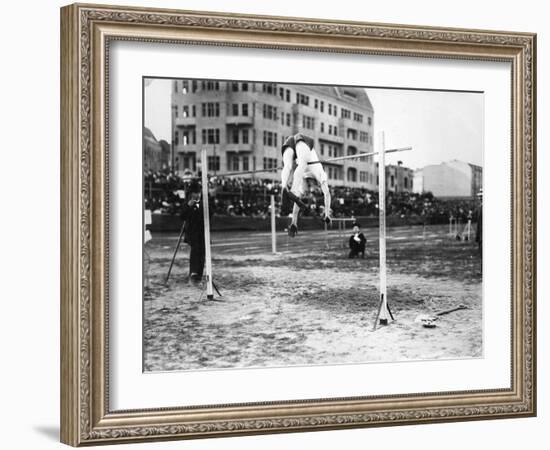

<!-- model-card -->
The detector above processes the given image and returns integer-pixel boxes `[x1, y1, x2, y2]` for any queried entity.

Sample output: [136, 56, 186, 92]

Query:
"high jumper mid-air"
[280, 133, 332, 237]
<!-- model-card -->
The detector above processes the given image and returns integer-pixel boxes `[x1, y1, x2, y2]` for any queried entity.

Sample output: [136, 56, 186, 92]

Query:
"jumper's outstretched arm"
[281, 147, 295, 189]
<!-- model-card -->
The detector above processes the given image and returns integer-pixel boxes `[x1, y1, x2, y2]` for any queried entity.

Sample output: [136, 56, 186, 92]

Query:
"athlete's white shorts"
[282, 140, 328, 196]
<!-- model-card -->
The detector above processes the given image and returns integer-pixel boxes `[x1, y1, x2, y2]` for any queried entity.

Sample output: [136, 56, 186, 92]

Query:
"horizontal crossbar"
[308, 146, 412, 166]
[209, 147, 412, 178]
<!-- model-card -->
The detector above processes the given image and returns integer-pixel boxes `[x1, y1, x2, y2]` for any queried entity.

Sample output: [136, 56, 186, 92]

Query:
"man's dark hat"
[188, 180, 201, 194]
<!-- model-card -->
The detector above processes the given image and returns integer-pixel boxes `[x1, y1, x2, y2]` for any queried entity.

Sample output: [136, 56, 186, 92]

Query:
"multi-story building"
[413, 160, 483, 198]
[375, 161, 414, 194]
[171, 80, 376, 189]
[144, 127, 170, 172]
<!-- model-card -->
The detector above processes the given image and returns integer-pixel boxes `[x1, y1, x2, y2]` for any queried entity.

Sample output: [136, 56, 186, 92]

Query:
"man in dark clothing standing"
[180, 182, 206, 282]
[348, 224, 367, 259]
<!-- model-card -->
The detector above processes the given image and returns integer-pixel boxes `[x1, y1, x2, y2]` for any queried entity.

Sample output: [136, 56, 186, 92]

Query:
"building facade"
[375, 161, 414, 194]
[413, 160, 483, 198]
[144, 127, 170, 172]
[171, 80, 376, 189]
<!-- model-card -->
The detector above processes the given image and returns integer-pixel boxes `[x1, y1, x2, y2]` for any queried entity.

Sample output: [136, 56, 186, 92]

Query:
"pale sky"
[144, 79, 483, 170]
[365, 88, 483, 169]
[144, 79, 172, 142]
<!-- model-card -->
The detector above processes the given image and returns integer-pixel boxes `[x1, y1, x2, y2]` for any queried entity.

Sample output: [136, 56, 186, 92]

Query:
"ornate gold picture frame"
[60, 3, 536, 446]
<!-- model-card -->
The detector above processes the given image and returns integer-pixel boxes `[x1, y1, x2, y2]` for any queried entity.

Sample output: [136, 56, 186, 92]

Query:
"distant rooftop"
[298, 85, 373, 110]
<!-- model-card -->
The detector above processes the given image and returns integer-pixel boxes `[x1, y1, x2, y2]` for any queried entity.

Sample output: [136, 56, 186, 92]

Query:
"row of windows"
[175, 100, 371, 129]
[260, 84, 292, 102]
[202, 81, 220, 91]
[263, 157, 278, 170]
[296, 93, 310, 106]
[327, 167, 376, 183]
[211, 155, 280, 173]
[175, 102, 293, 122]
[263, 104, 278, 121]
[207, 154, 280, 173]
[178, 132, 371, 159]
[246, 83, 370, 126]
[347, 168, 358, 182]
[180, 80, 251, 94]
[176, 80, 372, 124]
[359, 171, 375, 184]
[347, 129, 357, 140]
[176, 148, 378, 184]
[182, 80, 279, 95]
[177, 102, 285, 122]
[232, 160, 367, 185]
[262, 83, 277, 95]
[179, 105, 196, 118]
[174, 128, 268, 147]
[176, 128, 251, 146]
[375, 174, 410, 189]
[176, 128, 370, 149]
[262, 84, 294, 105]
[341, 109, 365, 123]
[313, 98, 322, 111]
[228, 128, 250, 145]
[179, 102, 248, 118]
[178, 154, 376, 185]
[327, 166, 342, 181]
[230, 82, 250, 92]
[281, 112, 292, 127]
[202, 128, 220, 145]
[176, 130, 197, 146]
[177, 151, 375, 183]
[302, 115, 315, 130]
[207, 156, 220, 172]
[201, 102, 220, 117]
[191, 154, 377, 181]
[279, 87, 291, 102]
[231, 103, 249, 116]
[263, 131, 278, 147]
[227, 154, 250, 171]
[319, 143, 343, 158]
[178, 154, 196, 171]
[194, 113, 355, 141]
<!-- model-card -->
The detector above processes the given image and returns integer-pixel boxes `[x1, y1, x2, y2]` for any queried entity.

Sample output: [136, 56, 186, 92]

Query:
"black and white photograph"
[142, 77, 483, 372]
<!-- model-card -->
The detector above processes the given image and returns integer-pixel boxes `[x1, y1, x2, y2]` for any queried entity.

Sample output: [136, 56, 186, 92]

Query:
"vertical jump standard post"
[270, 194, 277, 254]
[201, 148, 214, 300]
[373, 131, 396, 330]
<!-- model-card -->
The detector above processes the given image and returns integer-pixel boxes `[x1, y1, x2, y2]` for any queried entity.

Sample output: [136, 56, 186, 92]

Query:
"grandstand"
[144, 169, 479, 231]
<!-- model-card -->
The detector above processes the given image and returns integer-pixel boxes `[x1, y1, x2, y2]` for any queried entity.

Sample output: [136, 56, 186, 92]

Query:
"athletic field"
[143, 223, 482, 372]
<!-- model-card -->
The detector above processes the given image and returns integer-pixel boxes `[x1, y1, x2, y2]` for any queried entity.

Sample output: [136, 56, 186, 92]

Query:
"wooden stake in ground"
[165, 221, 185, 284]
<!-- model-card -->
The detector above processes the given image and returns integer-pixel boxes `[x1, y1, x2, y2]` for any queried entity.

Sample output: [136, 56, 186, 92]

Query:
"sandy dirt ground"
[143, 224, 482, 372]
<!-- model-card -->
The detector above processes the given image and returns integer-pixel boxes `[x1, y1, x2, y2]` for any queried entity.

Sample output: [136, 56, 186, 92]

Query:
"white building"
[414, 160, 482, 198]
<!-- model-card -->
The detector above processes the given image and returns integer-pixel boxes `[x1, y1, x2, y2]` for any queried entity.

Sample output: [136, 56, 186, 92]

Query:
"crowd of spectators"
[144, 170, 479, 223]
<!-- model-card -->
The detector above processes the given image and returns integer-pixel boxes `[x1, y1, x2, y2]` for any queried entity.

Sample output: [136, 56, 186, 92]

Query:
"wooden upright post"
[201, 149, 214, 299]
[270, 194, 277, 254]
[378, 132, 390, 325]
